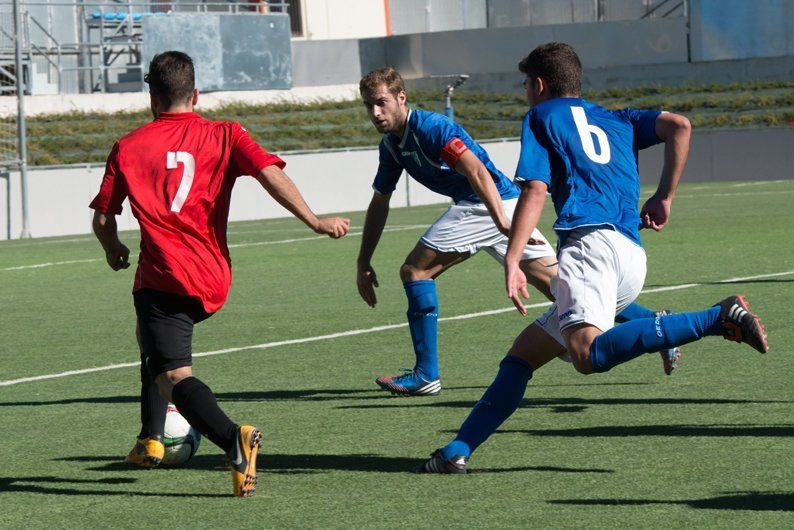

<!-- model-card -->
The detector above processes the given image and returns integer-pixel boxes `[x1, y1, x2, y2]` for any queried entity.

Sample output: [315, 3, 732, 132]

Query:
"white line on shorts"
[1, 225, 428, 271]
[1, 269, 791, 388]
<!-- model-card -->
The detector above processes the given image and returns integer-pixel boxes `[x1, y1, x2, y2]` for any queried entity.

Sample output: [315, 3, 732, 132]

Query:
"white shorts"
[419, 198, 556, 263]
[535, 227, 647, 346]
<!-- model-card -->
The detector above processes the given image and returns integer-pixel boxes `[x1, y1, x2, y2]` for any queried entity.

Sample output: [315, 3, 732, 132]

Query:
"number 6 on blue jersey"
[571, 106, 611, 164]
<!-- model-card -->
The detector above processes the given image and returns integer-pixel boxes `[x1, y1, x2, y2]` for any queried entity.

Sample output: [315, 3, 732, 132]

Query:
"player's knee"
[399, 261, 425, 282]
[162, 366, 192, 387]
[566, 345, 595, 375]
[571, 356, 595, 375]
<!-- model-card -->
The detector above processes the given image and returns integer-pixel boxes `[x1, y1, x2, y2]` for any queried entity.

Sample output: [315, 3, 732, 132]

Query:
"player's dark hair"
[518, 42, 582, 97]
[359, 67, 406, 98]
[144, 51, 195, 105]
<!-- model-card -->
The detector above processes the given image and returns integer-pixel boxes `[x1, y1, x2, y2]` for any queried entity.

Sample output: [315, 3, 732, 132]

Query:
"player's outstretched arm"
[356, 192, 390, 308]
[92, 210, 130, 271]
[454, 151, 510, 235]
[641, 112, 691, 231]
[504, 181, 547, 316]
[255, 166, 350, 238]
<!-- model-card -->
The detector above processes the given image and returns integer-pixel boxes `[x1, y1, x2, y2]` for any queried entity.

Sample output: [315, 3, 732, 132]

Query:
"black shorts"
[133, 288, 213, 376]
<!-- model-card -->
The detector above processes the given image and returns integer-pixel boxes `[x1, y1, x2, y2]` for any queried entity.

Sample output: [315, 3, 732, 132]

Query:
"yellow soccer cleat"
[228, 425, 262, 498]
[124, 436, 165, 469]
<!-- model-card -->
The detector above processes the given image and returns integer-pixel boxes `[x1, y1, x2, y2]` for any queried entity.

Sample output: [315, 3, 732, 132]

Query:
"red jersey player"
[90, 51, 349, 497]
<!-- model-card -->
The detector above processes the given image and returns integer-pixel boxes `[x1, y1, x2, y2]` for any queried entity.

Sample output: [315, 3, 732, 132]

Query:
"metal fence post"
[13, 0, 30, 238]
[0, 168, 10, 240]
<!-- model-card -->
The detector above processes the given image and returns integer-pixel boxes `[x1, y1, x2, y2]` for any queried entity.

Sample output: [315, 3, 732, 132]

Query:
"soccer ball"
[161, 404, 201, 467]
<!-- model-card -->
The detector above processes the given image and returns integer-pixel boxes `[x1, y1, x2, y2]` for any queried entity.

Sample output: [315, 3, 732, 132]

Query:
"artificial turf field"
[0, 178, 792, 528]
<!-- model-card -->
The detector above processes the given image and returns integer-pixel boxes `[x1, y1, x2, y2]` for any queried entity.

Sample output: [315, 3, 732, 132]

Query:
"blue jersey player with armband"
[418, 42, 769, 473]
[356, 67, 683, 398]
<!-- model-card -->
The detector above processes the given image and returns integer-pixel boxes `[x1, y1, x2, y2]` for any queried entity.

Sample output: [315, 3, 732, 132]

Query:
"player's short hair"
[359, 67, 406, 98]
[518, 42, 582, 97]
[145, 51, 195, 105]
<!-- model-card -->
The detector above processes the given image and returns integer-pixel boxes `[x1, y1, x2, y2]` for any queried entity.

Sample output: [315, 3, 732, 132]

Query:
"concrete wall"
[303, 0, 388, 40]
[360, 17, 688, 78]
[2, 128, 792, 240]
[292, 17, 690, 88]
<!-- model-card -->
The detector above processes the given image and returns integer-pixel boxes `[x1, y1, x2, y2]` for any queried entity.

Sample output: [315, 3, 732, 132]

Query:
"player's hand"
[640, 194, 672, 231]
[496, 219, 511, 237]
[526, 235, 547, 246]
[505, 260, 530, 316]
[357, 264, 379, 307]
[314, 217, 350, 239]
[105, 242, 130, 271]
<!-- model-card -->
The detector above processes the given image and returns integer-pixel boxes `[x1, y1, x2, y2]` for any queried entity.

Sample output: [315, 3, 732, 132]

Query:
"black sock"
[138, 357, 168, 440]
[171, 376, 238, 454]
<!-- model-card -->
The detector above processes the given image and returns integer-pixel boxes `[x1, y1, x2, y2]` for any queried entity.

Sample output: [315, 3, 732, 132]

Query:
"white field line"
[1, 269, 792, 388]
[2, 258, 101, 271]
[1, 225, 428, 271]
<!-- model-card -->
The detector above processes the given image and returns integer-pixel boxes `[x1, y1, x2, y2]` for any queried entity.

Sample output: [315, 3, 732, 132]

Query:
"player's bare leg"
[376, 243, 470, 396]
[518, 255, 557, 302]
[419, 323, 564, 473]
[155, 367, 261, 497]
[562, 323, 602, 374]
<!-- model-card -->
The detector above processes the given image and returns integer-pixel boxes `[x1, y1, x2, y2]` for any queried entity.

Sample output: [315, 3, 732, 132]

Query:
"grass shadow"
[339, 396, 789, 411]
[0, 476, 227, 498]
[55, 454, 613, 475]
[548, 491, 794, 511]
[497, 424, 794, 438]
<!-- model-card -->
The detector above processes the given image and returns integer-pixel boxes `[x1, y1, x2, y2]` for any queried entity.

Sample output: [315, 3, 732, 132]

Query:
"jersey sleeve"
[89, 142, 128, 215]
[372, 139, 403, 195]
[620, 108, 663, 150]
[231, 123, 286, 177]
[514, 111, 552, 186]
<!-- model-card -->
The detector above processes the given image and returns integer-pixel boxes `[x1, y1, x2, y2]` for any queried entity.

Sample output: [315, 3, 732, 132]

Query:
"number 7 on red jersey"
[167, 151, 195, 213]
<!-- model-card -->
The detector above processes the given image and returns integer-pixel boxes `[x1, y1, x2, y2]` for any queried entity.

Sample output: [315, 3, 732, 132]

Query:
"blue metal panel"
[142, 13, 291, 91]
[690, 0, 794, 61]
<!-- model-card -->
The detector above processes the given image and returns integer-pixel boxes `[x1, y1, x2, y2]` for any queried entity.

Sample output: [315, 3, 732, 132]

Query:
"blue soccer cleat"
[415, 449, 467, 474]
[656, 310, 682, 375]
[375, 370, 441, 396]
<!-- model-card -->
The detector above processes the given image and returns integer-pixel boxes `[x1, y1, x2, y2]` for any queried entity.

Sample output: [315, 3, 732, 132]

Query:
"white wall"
[0, 147, 450, 240]
[3, 128, 792, 240]
[303, 0, 388, 40]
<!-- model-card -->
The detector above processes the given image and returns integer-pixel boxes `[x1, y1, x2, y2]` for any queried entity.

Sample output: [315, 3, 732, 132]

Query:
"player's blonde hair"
[359, 67, 406, 98]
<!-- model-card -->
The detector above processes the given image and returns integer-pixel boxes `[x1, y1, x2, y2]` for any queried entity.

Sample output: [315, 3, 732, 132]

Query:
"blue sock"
[615, 302, 656, 323]
[441, 356, 533, 460]
[404, 280, 439, 381]
[590, 305, 722, 373]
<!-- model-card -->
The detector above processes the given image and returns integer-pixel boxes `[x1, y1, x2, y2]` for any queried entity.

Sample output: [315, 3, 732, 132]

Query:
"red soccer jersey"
[90, 112, 285, 313]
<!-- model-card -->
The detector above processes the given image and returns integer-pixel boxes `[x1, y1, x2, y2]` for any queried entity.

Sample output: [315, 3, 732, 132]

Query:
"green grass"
[2, 80, 793, 166]
[0, 179, 792, 527]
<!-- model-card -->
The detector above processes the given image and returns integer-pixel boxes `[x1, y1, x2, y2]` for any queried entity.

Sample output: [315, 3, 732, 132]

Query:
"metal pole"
[13, 0, 31, 238]
[1, 169, 10, 240]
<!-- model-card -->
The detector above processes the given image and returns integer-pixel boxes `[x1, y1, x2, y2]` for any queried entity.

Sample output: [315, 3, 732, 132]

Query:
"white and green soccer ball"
[162, 404, 201, 467]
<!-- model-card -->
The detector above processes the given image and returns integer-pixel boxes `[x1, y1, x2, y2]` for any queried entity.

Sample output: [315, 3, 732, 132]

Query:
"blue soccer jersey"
[515, 98, 662, 246]
[373, 109, 519, 204]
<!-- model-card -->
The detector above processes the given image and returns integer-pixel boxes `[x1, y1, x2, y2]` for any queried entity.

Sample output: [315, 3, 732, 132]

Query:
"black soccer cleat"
[716, 295, 769, 353]
[415, 449, 468, 474]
